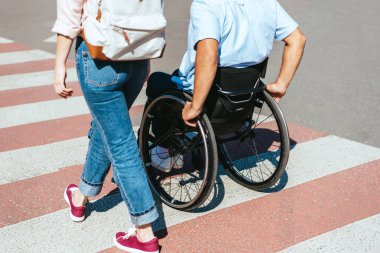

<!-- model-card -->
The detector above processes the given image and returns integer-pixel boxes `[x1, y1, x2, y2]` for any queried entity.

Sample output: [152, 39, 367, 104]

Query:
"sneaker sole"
[113, 237, 159, 253]
[64, 187, 85, 222]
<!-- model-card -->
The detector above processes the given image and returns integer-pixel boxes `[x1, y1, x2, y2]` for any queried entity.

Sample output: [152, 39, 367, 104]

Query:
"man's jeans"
[75, 39, 158, 226]
[146, 72, 181, 148]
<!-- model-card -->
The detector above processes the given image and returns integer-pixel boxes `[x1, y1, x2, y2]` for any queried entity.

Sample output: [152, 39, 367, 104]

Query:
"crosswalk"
[0, 36, 379, 253]
[0, 69, 78, 91]
[0, 50, 54, 65]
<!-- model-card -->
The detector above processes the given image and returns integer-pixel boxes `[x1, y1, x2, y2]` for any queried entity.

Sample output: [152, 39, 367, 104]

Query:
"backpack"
[82, 0, 166, 61]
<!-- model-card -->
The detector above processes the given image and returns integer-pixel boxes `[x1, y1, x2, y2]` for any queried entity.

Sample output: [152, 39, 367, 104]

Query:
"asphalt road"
[1, 0, 379, 147]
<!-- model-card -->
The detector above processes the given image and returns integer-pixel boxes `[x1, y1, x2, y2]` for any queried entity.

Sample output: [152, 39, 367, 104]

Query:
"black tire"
[219, 90, 290, 190]
[139, 91, 218, 211]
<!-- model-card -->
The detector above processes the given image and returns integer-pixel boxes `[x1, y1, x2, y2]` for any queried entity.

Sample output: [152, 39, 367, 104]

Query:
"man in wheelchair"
[145, 0, 306, 172]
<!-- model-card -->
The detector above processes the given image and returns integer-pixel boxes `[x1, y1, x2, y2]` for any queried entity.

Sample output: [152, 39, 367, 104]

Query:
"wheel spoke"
[141, 96, 218, 210]
[148, 131, 172, 151]
[256, 137, 281, 163]
[253, 107, 263, 129]
[254, 114, 273, 128]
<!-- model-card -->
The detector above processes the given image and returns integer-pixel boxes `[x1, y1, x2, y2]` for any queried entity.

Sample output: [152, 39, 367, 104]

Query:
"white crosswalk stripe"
[281, 214, 380, 253]
[0, 37, 13, 44]
[0, 49, 54, 65]
[44, 35, 57, 43]
[0, 129, 139, 185]
[0, 137, 88, 185]
[0, 97, 89, 128]
[0, 68, 77, 91]
[0, 87, 147, 128]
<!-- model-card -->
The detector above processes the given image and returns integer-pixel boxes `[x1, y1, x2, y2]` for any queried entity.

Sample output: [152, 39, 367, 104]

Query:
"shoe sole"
[113, 237, 159, 253]
[64, 186, 85, 222]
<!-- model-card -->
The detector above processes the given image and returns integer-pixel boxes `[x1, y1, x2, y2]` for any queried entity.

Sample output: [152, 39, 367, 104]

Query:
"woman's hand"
[182, 101, 201, 127]
[53, 34, 74, 99]
[53, 64, 73, 99]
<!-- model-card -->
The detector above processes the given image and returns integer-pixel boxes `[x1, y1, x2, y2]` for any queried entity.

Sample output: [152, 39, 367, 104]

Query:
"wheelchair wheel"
[139, 91, 218, 211]
[219, 90, 290, 190]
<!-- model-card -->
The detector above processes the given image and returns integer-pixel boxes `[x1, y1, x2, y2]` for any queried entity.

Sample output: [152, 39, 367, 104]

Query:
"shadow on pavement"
[82, 129, 296, 240]
[85, 188, 122, 218]
[189, 129, 297, 213]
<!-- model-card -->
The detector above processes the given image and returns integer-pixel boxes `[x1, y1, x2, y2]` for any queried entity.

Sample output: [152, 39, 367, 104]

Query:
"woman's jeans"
[75, 38, 158, 226]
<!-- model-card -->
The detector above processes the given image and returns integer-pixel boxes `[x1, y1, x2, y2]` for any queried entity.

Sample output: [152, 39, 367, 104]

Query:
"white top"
[52, 0, 98, 39]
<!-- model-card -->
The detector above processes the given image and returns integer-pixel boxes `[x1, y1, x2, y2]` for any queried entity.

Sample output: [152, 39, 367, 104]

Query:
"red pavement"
[0, 43, 30, 53]
[0, 82, 81, 108]
[0, 120, 326, 227]
[102, 159, 380, 253]
[0, 59, 75, 76]
[0, 165, 116, 228]
[0, 105, 144, 152]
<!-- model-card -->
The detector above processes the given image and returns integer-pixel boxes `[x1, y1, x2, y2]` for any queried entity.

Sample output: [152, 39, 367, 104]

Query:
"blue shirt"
[172, 0, 298, 91]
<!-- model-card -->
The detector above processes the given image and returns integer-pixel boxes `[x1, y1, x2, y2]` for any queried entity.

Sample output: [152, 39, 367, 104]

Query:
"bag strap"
[96, 0, 102, 21]
[96, 0, 130, 43]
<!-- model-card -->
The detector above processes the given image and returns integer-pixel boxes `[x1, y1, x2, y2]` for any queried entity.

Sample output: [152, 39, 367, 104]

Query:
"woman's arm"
[52, 0, 84, 98]
[53, 35, 74, 98]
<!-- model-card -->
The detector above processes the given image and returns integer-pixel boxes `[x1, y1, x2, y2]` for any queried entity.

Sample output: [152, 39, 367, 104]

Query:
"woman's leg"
[72, 41, 145, 206]
[79, 121, 112, 194]
[121, 60, 157, 241]
[77, 59, 145, 203]
[76, 43, 158, 231]
[122, 60, 147, 109]
[68, 39, 113, 207]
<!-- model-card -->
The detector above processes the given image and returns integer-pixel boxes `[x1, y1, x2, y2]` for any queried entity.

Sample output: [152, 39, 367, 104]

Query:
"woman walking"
[52, 1, 159, 252]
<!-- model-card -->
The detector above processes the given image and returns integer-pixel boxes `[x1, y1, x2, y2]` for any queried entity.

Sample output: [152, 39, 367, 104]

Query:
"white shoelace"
[122, 226, 137, 240]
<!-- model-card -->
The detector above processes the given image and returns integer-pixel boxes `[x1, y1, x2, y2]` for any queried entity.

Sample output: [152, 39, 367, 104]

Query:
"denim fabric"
[145, 72, 180, 148]
[75, 38, 158, 226]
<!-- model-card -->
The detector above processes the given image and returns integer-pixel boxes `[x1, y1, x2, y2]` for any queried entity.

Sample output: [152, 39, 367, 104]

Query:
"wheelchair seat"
[204, 58, 268, 135]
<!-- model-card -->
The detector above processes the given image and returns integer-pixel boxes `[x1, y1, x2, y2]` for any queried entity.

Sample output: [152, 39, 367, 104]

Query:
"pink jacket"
[52, 0, 98, 39]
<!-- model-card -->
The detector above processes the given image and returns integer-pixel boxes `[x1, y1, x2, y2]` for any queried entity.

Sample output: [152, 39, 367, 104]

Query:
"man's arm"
[266, 28, 306, 102]
[182, 39, 219, 127]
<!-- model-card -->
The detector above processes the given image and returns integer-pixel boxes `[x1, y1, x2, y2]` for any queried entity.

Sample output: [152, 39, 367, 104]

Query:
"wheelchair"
[139, 59, 290, 211]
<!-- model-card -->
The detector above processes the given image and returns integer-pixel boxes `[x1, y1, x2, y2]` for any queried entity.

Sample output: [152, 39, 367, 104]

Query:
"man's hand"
[183, 38, 218, 127]
[182, 101, 202, 127]
[268, 28, 306, 103]
[265, 82, 287, 103]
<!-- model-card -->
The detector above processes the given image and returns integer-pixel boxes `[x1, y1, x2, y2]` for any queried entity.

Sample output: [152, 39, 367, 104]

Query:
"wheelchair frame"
[139, 72, 290, 211]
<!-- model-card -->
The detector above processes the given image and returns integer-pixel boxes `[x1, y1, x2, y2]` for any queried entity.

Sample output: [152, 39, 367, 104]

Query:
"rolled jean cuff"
[79, 178, 103, 197]
[130, 205, 159, 226]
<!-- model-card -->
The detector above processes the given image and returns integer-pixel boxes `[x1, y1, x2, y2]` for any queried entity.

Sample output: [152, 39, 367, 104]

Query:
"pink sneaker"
[64, 184, 86, 222]
[114, 227, 159, 253]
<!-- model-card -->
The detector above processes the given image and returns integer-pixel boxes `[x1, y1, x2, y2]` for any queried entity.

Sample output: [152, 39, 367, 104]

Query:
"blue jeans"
[75, 38, 158, 226]
[146, 72, 182, 147]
